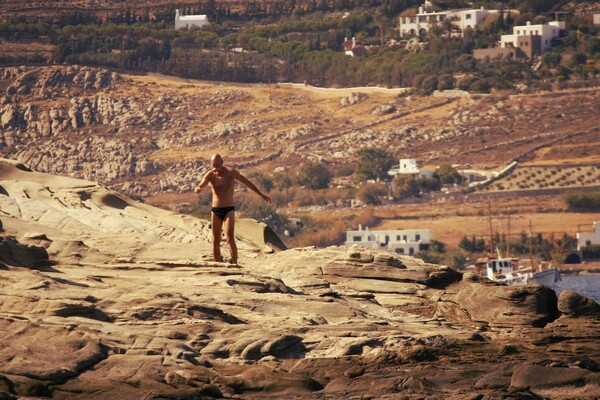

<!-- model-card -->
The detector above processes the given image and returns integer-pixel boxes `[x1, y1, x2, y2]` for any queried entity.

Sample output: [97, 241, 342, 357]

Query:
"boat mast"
[506, 209, 510, 258]
[529, 219, 534, 270]
[488, 200, 494, 256]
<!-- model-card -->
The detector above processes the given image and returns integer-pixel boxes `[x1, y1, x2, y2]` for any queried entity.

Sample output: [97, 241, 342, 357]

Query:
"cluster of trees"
[415, 229, 580, 269]
[3, 0, 599, 91]
[563, 192, 600, 212]
[582, 245, 600, 260]
[458, 231, 577, 261]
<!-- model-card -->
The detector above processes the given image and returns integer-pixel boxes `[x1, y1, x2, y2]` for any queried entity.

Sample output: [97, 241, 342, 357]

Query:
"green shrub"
[357, 183, 387, 205]
[563, 192, 600, 211]
[296, 161, 332, 190]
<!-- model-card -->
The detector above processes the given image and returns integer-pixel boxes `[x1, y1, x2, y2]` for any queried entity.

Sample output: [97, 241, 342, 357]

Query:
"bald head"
[211, 153, 224, 170]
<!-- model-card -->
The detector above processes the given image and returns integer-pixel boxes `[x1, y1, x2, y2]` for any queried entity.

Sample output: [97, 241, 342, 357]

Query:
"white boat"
[483, 257, 561, 286]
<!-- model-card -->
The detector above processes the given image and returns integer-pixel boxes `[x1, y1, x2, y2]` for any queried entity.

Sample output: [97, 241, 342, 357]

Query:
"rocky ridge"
[0, 159, 599, 399]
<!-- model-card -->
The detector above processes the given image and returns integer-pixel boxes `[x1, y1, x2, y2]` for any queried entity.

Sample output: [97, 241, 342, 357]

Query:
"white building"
[175, 9, 209, 30]
[388, 159, 435, 179]
[345, 225, 432, 256]
[500, 20, 565, 52]
[577, 222, 600, 251]
[398, 1, 498, 38]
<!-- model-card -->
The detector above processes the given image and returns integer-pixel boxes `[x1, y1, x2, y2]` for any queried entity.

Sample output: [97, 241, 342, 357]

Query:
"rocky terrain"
[0, 66, 598, 204]
[1, 158, 600, 399]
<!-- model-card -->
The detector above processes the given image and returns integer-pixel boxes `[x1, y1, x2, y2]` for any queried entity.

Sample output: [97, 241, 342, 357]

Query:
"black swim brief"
[211, 206, 235, 221]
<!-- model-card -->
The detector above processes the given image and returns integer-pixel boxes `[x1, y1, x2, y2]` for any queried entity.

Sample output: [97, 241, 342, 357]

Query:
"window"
[396, 235, 401, 241]
[409, 248, 414, 255]
[517, 30, 520, 34]
[353, 236, 362, 242]
[465, 13, 471, 19]
[587, 240, 592, 246]
[396, 248, 405, 254]
[415, 234, 421, 241]
[403, 235, 407, 241]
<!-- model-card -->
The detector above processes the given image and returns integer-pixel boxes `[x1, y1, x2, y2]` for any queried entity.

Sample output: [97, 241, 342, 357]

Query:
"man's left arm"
[233, 170, 272, 204]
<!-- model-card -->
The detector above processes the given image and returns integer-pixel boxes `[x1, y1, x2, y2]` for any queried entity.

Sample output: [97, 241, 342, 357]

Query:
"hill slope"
[1, 66, 598, 204]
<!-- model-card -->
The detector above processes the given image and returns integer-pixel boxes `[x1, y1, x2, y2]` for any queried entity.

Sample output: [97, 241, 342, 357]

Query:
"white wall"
[577, 222, 600, 251]
[345, 228, 432, 255]
[399, 5, 497, 37]
[500, 21, 563, 51]
[175, 9, 209, 30]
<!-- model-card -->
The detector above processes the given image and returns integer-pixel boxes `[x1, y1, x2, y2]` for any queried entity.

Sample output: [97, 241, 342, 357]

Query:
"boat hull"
[529, 268, 561, 286]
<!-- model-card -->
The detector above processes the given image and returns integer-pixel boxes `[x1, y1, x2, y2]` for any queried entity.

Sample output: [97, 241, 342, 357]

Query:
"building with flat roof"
[500, 20, 565, 53]
[398, 1, 498, 38]
[345, 225, 432, 256]
[577, 222, 600, 251]
[388, 159, 435, 179]
[175, 9, 209, 30]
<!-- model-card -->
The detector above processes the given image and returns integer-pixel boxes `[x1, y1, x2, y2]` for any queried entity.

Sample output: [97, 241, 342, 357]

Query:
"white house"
[398, 1, 498, 38]
[577, 222, 600, 251]
[345, 225, 432, 256]
[388, 159, 435, 179]
[500, 20, 565, 52]
[175, 9, 209, 30]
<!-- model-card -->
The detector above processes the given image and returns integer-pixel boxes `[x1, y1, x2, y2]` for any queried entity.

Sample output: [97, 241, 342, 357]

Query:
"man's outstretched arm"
[234, 170, 272, 203]
[194, 172, 212, 193]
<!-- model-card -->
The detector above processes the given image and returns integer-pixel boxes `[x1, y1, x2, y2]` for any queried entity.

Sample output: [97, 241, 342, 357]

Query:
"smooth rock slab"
[511, 364, 600, 390]
[0, 323, 106, 383]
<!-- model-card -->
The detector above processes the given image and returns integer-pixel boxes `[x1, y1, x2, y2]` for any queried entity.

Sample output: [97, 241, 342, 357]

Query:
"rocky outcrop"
[0, 161, 599, 399]
[0, 235, 49, 268]
[558, 290, 600, 318]
[340, 92, 366, 107]
[2, 65, 119, 99]
[15, 136, 160, 186]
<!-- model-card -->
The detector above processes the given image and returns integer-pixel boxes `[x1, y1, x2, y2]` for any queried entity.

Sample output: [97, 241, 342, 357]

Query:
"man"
[194, 154, 272, 265]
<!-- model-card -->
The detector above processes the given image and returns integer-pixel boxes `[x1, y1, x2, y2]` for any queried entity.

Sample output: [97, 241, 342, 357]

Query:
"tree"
[358, 183, 387, 205]
[459, 235, 486, 253]
[447, 251, 468, 269]
[455, 54, 475, 72]
[391, 175, 419, 200]
[420, 75, 438, 95]
[417, 177, 441, 192]
[296, 161, 332, 189]
[435, 164, 463, 185]
[356, 147, 395, 181]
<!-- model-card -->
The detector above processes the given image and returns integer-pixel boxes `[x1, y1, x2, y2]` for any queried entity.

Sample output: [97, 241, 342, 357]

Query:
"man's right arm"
[194, 172, 212, 193]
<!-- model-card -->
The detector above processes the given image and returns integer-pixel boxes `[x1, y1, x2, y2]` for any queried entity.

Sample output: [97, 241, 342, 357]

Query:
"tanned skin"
[195, 154, 272, 264]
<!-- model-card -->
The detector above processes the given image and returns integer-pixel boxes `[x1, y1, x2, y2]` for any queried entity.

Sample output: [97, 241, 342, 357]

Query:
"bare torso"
[207, 167, 236, 207]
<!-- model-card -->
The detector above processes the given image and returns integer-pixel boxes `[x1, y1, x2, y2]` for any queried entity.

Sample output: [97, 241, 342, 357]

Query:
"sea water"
[552, 274, 600, 303]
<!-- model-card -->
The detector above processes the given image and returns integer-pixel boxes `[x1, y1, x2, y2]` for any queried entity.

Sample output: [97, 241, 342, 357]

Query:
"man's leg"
[211, 212, 223, 262]
[223, 211, 237, 264]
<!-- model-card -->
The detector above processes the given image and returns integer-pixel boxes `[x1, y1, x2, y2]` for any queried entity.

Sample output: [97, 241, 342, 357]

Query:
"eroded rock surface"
[0, 159, 599, 399]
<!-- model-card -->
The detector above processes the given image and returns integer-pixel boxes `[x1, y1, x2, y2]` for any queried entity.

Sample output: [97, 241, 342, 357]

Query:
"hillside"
[1, 65, 598, 208]
[1, 158, 599, 399]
